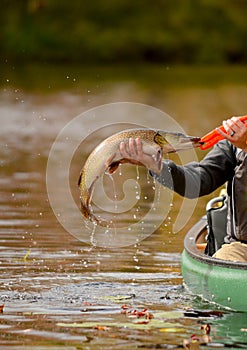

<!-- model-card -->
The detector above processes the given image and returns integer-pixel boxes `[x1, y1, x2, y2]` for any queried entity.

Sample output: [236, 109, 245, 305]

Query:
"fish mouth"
[176, 136, 204, 149]
[182, 136, 204, 147]
[156, 131, 204, 150]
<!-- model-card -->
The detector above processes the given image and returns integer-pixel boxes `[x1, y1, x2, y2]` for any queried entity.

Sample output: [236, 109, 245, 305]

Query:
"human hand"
[119, 138, 162, 175]
[216, 116, 247, 151]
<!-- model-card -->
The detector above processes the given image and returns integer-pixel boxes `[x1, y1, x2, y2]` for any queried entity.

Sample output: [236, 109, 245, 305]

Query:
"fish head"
[154, 131, 203, 152]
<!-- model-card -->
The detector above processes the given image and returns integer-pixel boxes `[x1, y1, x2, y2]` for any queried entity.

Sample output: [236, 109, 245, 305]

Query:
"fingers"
[119, 138, 162, 174]
[129, 137, 138, 157]
[217, 116, 247, 141]
[120, 138, 142, 159]
[135, 137, 144, 157]
[119, 140, 130, 158]
[216, 116, 247, 151]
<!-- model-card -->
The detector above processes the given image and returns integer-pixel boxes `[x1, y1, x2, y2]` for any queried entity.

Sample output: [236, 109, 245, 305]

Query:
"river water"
[1, 64, 247, 349]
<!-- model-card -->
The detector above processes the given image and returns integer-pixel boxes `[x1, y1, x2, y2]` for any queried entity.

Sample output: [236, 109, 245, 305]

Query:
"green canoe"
[181, 216, 247, 312]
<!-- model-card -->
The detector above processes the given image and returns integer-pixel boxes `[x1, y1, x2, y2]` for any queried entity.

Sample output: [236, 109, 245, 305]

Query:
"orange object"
[200, 115, 247, 150]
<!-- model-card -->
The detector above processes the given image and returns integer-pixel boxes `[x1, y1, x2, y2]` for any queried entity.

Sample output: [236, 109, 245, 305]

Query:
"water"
[1, 64, 247, 349]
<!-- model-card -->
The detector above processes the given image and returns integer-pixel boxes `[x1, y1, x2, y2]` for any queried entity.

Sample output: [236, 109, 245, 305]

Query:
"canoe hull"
[181, 217, 247, 311]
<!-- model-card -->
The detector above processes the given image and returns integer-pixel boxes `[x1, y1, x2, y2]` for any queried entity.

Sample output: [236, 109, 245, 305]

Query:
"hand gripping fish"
[78, 128, 202, 226]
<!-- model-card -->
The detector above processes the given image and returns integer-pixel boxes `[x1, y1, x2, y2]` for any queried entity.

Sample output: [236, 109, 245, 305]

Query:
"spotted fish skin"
[78, 128, 202, 225]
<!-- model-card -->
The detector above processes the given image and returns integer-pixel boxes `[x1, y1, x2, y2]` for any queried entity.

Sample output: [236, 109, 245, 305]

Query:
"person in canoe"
[119, 116, 247, 263]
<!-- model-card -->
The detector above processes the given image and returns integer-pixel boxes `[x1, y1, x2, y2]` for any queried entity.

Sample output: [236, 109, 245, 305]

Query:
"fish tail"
[80, 199, 110, 227]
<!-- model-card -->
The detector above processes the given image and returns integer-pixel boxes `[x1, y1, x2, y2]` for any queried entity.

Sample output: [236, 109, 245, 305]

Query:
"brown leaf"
[93, 325, 111, 331]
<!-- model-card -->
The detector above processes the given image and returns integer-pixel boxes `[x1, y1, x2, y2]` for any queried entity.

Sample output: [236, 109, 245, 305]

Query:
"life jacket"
[227, 149, 247, 242]
[205, 148, 247, 255]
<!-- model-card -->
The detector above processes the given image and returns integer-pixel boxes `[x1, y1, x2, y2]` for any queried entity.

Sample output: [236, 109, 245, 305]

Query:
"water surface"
[1, 64, 247, 349]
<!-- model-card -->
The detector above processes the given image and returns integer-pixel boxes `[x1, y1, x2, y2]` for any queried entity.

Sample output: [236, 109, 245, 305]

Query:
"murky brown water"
[1, 65, 247, 349]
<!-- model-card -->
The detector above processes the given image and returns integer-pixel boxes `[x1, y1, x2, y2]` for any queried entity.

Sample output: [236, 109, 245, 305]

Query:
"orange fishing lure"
[200, 115, 247, 150]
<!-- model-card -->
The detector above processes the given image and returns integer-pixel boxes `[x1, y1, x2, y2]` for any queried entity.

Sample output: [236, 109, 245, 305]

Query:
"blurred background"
[2, 0, 247, 65]
[2, 0, 247, 130]
[2, 0, 247, 281]
[2, 1, 247, 348]
[2, 0, 247, 258]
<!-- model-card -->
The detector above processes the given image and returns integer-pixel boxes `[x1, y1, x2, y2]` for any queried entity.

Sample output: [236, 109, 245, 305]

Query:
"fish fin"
[80, 201, 91, 219]
[119, 158, 144, 166]
[107, 158, 145, 174]
[108, 161, 120, 174]
[78, 172, 82, 187]
[105, 153, 117, 167]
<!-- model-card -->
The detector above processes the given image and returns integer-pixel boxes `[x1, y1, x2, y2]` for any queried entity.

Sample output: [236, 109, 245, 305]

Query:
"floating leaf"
[93, 325, 111, 331]
[57, 320, 178, 331]
[100, 294, 135, 302]
[23, 249, 31, 262]
[154, 310, 184, 320]
[160, 327, 185, 333]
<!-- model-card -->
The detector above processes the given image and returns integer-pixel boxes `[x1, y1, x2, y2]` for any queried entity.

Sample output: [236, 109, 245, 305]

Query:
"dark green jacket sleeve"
[151, 140, 237, 198]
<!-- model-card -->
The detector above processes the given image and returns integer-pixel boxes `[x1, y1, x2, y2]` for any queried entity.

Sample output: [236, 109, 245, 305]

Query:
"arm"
[152, 140, 236, 198]
[120, 137, 236, 199]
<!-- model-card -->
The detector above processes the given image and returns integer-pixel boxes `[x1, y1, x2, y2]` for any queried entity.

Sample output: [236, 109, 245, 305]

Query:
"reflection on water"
[1, 66, 247, 348]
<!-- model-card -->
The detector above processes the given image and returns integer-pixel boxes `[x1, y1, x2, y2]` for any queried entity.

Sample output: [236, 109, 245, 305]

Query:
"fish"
[78, 128, 202, 225]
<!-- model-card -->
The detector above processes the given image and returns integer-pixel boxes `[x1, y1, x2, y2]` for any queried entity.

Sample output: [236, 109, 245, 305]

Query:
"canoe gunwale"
[184, 216, 247, 270]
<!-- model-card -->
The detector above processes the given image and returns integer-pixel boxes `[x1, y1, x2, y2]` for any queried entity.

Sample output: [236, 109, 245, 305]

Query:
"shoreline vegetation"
[1, 1, 247, 65]
[2, 63, 247, 92]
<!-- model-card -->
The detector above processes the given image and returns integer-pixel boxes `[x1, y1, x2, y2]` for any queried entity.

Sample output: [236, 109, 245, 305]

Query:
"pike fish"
[78, 128, 202, 225]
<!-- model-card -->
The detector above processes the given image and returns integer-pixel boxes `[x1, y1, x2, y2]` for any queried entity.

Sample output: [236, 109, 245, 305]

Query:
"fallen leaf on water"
[133, 320, 150, 325]
[93, 325, 111, 331]
[23, 249, 31, 262]
[160, 327, 185, 333]
[126, 308, 154, 320]
[83, 301, 93, 306]
[100, 294, 135, 302]
[57, 320, 177, 331]
[155, 310, 184, 319]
